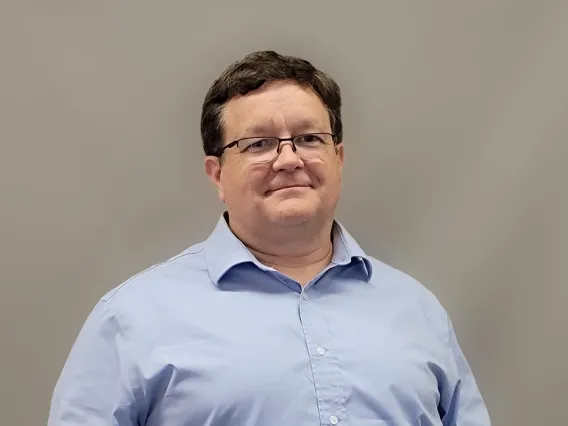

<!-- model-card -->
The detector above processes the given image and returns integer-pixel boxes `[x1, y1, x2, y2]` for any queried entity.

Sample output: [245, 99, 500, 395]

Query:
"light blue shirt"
[49, 214, 490, 426]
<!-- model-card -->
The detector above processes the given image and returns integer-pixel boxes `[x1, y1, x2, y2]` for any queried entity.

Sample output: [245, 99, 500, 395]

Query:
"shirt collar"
[204, 213, 373, 286]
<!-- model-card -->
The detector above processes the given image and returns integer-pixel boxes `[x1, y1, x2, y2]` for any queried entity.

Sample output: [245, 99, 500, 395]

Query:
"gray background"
[1, 1, 567, 425]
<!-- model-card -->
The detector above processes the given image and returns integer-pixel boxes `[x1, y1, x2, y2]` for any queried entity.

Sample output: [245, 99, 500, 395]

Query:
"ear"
[204, 156, 225, 202]
[336, 142, 344, 171]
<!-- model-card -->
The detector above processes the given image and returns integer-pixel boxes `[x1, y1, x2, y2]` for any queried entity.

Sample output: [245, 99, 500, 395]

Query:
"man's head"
[202, 51, 344, 234]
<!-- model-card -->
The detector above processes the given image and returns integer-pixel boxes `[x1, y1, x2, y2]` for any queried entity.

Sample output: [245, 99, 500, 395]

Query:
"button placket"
[299, 290, 348, 426]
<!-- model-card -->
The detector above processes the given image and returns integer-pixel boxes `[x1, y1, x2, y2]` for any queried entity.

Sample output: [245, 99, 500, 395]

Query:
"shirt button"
[329, 415, 339, 425]
[316, 346, 326, 356]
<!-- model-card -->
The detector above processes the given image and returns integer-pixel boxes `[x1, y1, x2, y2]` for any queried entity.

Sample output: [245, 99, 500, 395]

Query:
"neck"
[227, 214, 335, 285]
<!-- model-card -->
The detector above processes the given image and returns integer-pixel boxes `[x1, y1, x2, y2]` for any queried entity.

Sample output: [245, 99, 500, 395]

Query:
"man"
[49, 50, 491, 425]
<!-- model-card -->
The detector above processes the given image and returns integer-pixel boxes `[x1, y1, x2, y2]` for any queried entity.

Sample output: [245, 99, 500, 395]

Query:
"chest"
[140, 287, 449, 426]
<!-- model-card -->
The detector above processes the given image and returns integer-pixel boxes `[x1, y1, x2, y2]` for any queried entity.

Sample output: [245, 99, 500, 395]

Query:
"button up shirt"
[49, 215, 491, 425]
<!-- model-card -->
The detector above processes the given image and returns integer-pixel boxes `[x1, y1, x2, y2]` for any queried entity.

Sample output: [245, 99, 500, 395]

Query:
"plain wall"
[1, 1, 567, 425]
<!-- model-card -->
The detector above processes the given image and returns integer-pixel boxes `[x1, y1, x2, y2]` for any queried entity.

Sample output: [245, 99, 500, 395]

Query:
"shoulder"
[99, 241, 213, 315]
[366, 255, 451, 339]
[71, 241, 223, 352]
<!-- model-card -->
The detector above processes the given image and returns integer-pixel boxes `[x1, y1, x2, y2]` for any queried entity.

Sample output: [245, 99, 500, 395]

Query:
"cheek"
[308, 159, 341, 184]
[221, 168, 266, 201]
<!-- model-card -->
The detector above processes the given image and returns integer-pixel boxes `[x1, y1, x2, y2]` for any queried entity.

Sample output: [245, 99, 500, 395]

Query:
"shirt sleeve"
[48, 300, 143, 426]
[441, 315, 492, 426]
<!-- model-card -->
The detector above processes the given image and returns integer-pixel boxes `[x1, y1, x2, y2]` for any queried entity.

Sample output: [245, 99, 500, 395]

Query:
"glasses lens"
[294, 134, 329, 159]
[241, 138, 279, 162]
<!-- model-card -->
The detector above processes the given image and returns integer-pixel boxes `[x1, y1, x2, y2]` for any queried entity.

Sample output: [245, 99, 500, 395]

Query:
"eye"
[243, 138, 278, 152]
[295, 134, 324, 144]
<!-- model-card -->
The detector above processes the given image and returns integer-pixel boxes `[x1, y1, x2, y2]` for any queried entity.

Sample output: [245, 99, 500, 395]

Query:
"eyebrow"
[240, 118, 326, 139]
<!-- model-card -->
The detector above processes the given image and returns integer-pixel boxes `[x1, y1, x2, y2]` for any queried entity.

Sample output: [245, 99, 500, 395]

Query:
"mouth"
[265, 185, 310, 195]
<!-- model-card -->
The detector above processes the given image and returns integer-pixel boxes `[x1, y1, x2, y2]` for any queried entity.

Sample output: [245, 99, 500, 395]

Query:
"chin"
[266, 199, 319, 225]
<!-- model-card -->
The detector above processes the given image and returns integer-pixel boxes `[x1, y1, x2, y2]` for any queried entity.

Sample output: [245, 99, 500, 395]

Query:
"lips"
[266, 185, 310, 194]
[277, 185, 308, 190]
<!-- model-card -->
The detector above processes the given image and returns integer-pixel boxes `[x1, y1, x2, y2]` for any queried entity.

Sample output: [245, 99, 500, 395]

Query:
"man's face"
[205, 80, 344, 229]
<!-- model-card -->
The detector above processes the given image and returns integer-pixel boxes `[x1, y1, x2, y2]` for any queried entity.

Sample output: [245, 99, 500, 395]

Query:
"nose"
[272, 141, 304, 171]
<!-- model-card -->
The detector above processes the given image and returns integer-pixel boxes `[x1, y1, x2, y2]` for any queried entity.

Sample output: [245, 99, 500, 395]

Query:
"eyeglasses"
[217, 132, 338, 163]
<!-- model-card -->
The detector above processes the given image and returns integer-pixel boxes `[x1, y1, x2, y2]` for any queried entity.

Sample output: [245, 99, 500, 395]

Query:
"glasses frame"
[216, 132, 338, 159]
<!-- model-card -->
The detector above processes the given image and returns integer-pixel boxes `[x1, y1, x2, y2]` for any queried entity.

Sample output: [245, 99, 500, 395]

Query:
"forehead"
[222, 81, 330, 140]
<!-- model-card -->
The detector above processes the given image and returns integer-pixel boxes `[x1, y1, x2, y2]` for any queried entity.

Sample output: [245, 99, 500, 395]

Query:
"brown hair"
[200, 50, 343, 156]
